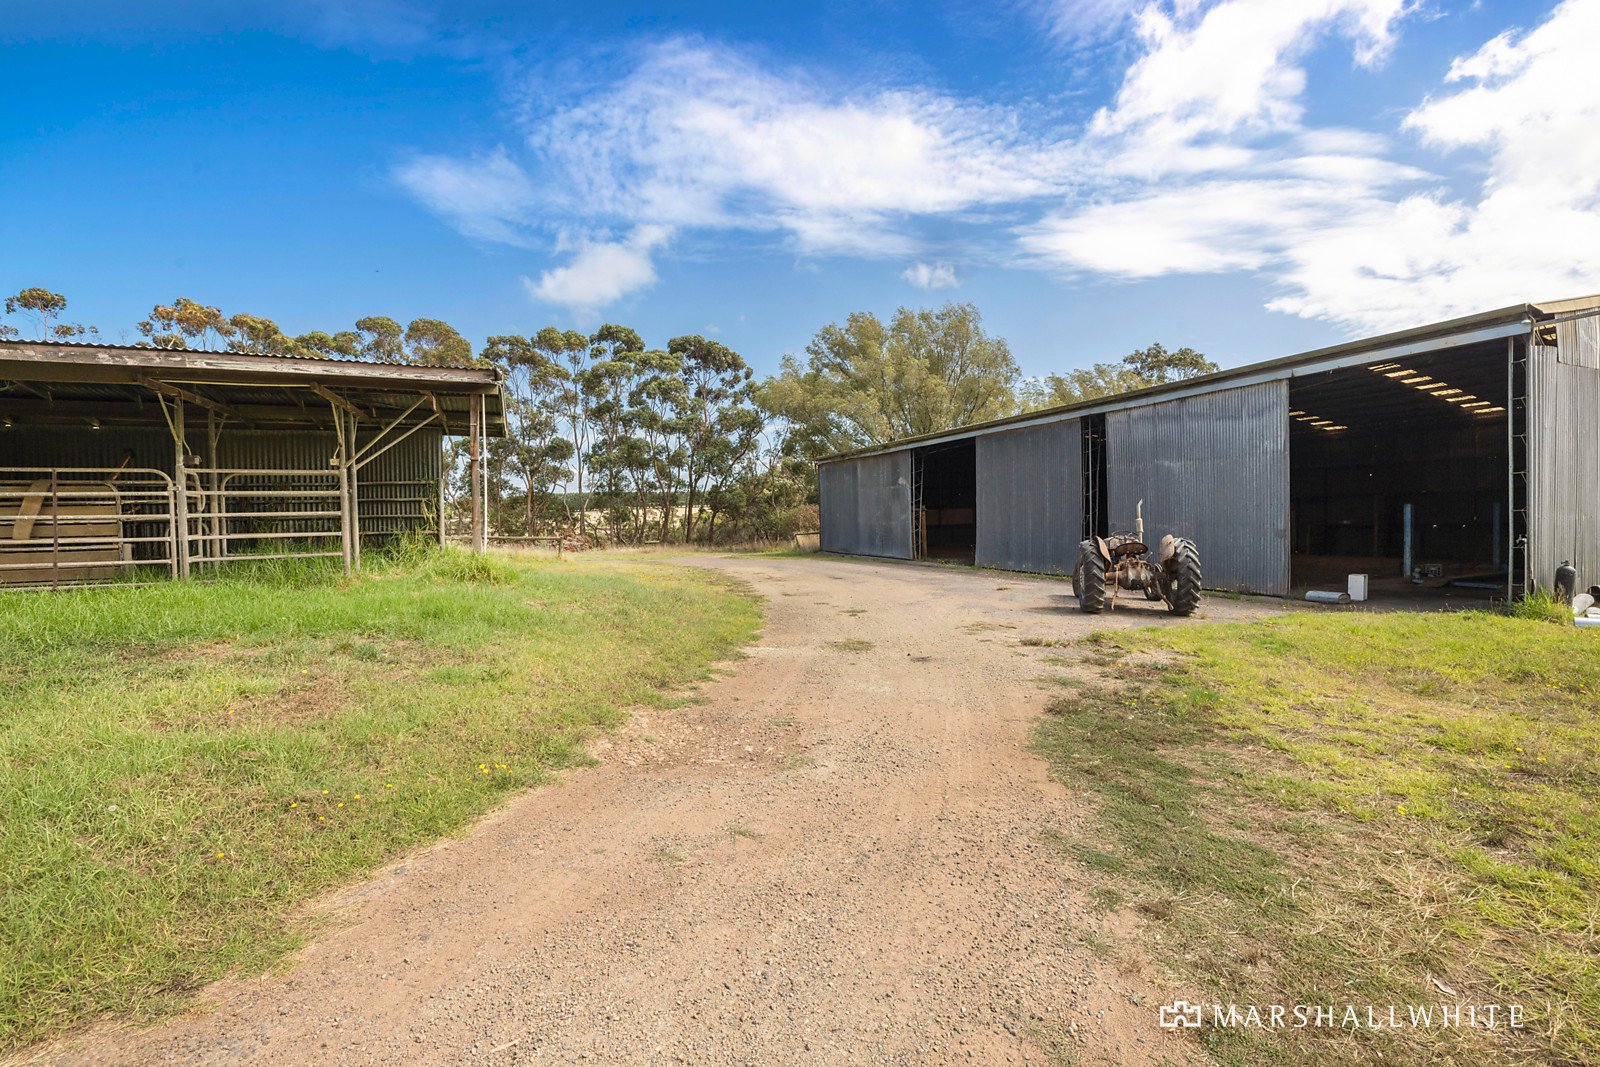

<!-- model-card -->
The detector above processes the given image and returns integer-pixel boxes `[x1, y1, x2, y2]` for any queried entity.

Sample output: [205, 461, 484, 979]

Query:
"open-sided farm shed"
[818, 297, 1600, 599]
[0, 340, 503, 588]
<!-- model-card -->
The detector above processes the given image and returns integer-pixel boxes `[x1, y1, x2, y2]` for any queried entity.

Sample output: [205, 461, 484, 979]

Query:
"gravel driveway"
[47, 554, 1280, 1066]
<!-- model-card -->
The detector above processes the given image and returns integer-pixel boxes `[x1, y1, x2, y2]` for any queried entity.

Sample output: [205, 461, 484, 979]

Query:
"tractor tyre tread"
[1077, 539, 1108, 614]
[1167, 537, 1202, 616]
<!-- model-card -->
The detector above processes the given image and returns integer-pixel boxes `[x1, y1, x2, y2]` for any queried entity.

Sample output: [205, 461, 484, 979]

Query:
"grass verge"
[1033, 611, 1598, 1066]
[0, 548, 758, 1050]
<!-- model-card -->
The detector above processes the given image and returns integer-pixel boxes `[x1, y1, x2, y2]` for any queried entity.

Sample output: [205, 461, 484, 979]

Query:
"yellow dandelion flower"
[337, 802, 344, 808]
[318, 816, 326, 821]
[300, 669, 309, 674]
[290, 802, 298, 809]
[354, 794, 362, 800]
[1396, 805, 1406, 814]
[1537, 756, 1547, 762]
[215, 852, 225, 858]
[385, 783, 394, 789]
[322, 789, 331, 794]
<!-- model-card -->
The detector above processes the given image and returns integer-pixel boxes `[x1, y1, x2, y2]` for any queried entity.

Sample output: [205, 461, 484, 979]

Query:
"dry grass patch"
[1035, 612, 1600, 1066]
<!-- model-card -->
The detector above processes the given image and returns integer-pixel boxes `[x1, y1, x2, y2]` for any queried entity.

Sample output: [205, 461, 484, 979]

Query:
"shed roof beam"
[137, 377, 238, 420]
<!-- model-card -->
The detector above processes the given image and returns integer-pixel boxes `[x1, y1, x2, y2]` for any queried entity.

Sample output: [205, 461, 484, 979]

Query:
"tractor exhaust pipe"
[1135, 499, 1144, 544]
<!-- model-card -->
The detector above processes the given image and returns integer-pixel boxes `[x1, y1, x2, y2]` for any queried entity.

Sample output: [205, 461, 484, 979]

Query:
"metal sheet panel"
[1556, 316, 1600, 370]
[1, 423, 442, 541]
[1106, 381, 1289, 595]
[975, 419, 1081, 574]
[819, 452, 912, 559]
[1528, 339, 1600, 588]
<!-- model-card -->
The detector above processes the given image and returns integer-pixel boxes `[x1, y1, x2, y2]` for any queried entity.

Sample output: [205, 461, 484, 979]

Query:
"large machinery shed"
[817, 298, 1600, 599]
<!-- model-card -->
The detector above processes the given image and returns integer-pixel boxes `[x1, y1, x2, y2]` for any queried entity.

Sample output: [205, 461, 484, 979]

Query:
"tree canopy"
[1021, 342, 1219, 409]
[757, 301, 1019, 459]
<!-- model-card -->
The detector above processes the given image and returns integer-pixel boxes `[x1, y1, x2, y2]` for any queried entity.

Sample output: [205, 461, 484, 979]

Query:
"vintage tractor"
[1072, 501, 1202, 616]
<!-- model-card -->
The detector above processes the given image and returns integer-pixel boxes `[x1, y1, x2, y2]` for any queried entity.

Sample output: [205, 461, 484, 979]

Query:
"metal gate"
[0, 467, 177, 587]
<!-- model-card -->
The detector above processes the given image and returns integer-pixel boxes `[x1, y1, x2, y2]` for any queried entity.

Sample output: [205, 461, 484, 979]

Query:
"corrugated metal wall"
[219, 429, 442, 537]
[2, 426, 172, 470]
[1106, 381, 1289, 594]
[975, 419, 1081, 575]
[3, 423, 443, 540]
[819, 451, 912, 559]
[1528, 325, 1600, 587]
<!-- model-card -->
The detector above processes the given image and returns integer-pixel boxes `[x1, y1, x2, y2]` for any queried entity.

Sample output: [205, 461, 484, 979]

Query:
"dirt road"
[48, 554, 1278, 1066]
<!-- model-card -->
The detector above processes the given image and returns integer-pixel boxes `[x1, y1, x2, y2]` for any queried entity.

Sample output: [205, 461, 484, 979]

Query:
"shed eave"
[0, 341, 500, 391]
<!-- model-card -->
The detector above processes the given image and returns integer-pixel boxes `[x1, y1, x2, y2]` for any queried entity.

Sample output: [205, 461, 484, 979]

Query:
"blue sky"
[3, 0, 1596, 380]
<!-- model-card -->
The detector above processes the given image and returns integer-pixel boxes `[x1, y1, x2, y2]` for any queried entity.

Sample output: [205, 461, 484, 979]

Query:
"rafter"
[137, 377, 237, 419]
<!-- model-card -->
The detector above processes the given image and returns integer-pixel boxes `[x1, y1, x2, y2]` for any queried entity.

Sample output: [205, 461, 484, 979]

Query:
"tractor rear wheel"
[1165, 537, 1202, 616]
[1076, 540, 1108, 614]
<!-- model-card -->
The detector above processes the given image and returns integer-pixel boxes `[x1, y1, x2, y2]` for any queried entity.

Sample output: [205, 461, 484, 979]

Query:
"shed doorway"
[1288, 340, 1515, 600]
[912, 439, 976, 563]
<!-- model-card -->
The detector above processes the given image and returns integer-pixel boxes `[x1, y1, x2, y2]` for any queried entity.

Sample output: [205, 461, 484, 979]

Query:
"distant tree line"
[1, 287, 1215, 544]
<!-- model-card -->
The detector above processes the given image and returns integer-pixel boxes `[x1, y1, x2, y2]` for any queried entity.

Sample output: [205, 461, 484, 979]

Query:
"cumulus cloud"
[1024, 0, 1600, 332]
[395, 0, 1600, 331]
[903, 261, 960, 289]
[523, 226, 672, 317]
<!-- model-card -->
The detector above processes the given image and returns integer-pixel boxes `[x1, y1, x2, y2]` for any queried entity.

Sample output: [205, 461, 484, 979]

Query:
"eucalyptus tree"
[137, 297, 235, 349]
[531, 327, 595, 529]
[481, 334, 575, 534]
[757, 301, 1019, 458]
[626, 348, 688, 543]
[670, 334, 755, 542]
[403, 318, 473, 367]
[1020, 342, 1218, 408]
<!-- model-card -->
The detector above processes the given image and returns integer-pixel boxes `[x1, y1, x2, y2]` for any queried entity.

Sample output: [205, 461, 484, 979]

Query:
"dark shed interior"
[1289, 340, 1512, 597]
[912, 439, 976, 563]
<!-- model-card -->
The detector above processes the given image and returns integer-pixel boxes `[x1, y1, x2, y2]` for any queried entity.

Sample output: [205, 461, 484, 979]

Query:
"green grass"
[1034, 611, 1600, 1066]
[0, 547, 759, 1051]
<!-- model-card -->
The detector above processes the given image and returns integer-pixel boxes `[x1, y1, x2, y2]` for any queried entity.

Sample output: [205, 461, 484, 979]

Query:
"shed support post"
[1506, 335, 1516, 602]
[206, 410, 224, 566]
[438, 458, 447, 548]
[332, 400, 354, 576]
[347, 411, 362, 571]
[173, 398, 192, 580]
[468, 392, 485, 553]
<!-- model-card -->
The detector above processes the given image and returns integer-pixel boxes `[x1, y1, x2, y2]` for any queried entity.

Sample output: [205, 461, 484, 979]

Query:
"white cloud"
[1018, 0, 1141, 46]
[523, 225, 672, 316]
[1085, 0, 1407, 176]
[1266, 0, 1600, 328]
[529, 39, 1069, 256]
[903, 261, 960, 289]
[395, 1, 1600, 332]
[1024, 0, 1600, 333]
[391, 147, 537, 245]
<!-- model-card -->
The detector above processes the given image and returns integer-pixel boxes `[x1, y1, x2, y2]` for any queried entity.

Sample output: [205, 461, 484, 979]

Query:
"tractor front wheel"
[1165, 537, 1203, 616]
[1076, 540, 1108, 614]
